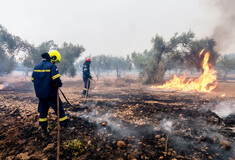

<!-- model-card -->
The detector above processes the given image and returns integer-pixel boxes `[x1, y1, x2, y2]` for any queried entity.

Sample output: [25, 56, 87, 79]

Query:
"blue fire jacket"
[32, 60, 62, 98]
[83, 64, 91, 79]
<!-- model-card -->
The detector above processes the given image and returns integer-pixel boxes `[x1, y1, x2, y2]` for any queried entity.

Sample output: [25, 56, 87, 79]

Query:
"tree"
[0, 52, 15, 76]
[0, 24, 23, 75]
[217, 54, 235, 82]
[22, 41, 85, 77]
[131, 31, 220, 84]
[58, 42, 85, 77]
[89, 55, 111, 79]
[75, 59, 84, 77]
[22, 41, 57, 69]
[185, 38, 219, 72]
[111, 56, 132, 78]
[0, 24, 85, 76]
[77, 55, 132, 79]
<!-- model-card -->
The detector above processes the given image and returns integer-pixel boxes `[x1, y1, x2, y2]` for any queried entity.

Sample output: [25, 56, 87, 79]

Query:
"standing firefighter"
[82, 57, 92, 97]
[32, 50, 73, 138]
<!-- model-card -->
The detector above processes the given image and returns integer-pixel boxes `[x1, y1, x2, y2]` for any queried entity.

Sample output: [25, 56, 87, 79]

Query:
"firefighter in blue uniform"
[32, 50, 71, 137]
[82, 58, 92, 97]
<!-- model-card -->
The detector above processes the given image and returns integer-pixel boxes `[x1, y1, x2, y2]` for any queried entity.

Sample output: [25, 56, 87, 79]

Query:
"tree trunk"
[145, 64, 166, 84]
[94, 70, 99, 80]
[223, 71, 228, 82]
[116, 68, 121, 78]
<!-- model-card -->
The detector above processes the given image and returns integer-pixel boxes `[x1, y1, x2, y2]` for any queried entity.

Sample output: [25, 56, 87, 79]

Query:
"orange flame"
[152, 49, 217, 92]
[199, 48, 205, 57]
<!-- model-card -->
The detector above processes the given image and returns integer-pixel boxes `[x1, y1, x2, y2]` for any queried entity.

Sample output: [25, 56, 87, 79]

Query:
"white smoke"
[68, 109, 132, 135]
[161, 119, 174, 133]
[212, 101, 235, 118]
[3, 82, 10, 88]
[0, 82, 14, 90]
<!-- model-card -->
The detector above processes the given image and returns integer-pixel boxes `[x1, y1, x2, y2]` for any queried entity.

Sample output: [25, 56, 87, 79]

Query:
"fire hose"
[59, 88, 74, 107]
[56, 88, 75, 160]
[57, 79, 97, 159]
[56, 79, 96, 158]
[58, 78, 96, 105]
[59, 77, 96, 103]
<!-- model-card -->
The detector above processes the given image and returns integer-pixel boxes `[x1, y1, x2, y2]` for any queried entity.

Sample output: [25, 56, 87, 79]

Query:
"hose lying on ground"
[59, 88, 75, 107]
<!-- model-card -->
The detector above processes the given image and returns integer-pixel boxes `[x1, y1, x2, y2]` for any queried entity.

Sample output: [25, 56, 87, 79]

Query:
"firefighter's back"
[32, 60, 57, 98]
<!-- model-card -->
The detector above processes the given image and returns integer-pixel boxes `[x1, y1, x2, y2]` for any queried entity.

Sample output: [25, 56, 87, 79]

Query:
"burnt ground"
[0, 77, 235, 160]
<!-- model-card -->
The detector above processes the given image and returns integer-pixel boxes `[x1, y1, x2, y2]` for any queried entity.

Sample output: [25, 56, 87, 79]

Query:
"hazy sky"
[0, 0, 233, 59]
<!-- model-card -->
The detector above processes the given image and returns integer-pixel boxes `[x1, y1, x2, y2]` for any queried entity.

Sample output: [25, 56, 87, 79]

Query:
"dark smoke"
[204, 0, 235, 53]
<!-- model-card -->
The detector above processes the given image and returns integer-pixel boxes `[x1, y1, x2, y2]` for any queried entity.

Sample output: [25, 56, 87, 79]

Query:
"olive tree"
[217, 54, 235, 82]
[131, 31, 220, 84]
[0, 24, 23, 75]
[22, 41, 84, 77]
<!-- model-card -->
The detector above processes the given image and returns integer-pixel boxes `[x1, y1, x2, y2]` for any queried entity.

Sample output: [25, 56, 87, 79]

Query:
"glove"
[54, 81, 63, 87]
[58, 81, 63, 87]
[89, 75, 92, 79]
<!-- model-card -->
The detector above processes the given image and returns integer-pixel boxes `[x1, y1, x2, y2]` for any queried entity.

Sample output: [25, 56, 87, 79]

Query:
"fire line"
[151, 49, 218, 92]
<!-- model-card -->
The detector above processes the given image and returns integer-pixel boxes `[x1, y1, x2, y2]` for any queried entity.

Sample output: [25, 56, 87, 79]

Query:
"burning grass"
[152, 49, 218, 92]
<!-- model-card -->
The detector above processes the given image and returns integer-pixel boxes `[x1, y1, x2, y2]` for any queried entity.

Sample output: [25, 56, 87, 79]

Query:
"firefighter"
[82, 57, 92, 97]
[32, 50, 73, 138]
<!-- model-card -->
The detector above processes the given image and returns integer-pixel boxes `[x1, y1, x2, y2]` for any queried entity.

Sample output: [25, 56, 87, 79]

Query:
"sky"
[0, 0, 234, 59]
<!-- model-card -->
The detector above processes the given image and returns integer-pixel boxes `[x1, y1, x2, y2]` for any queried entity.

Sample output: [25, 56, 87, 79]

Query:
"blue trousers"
[82, 78, 90, 96]
[38, 96, 68, 128]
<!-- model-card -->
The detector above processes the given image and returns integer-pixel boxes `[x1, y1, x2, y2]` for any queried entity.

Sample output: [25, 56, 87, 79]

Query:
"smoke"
[3, 82, 10, 88]
[203, 0, 235, 53]
[211, 101, 235, 118]
[169, 117, 235, 159]
[68, 108, 137, 137]
[160, 119, 174, 133]
[0, 82, 14, 90]
[69, 102, 164, 139]
[69, 101, 235, 158]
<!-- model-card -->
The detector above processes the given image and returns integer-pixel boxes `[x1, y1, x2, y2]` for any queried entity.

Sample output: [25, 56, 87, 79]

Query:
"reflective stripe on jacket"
[32, 60, 62, 98]
[83, 64, 90, 79]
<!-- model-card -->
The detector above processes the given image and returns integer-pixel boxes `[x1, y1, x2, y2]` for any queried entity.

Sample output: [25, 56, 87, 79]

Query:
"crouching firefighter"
[82, 57, 92, 97]
[32, 50, 74, 138]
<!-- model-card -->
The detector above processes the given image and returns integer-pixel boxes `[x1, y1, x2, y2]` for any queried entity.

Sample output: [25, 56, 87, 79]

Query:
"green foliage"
[0, 25, 85, 77]
[217, 54, 235, 81]
[0, 55, 15, 75]
[0, 24, 25, 75]
[110, 55, 132, 78]
[22, 41, 85, 77]
[62, 139, 84, 156]
[0, 25, 18, 52]
[78, 55, 132, 79]
[185, 38, 219, 71]
[23, 41, 56, 69]
[132, 31, 220, 84]
[89, 55, 111, 79]
[58, 42, 85, 77]
[132, 34, 169, 84]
